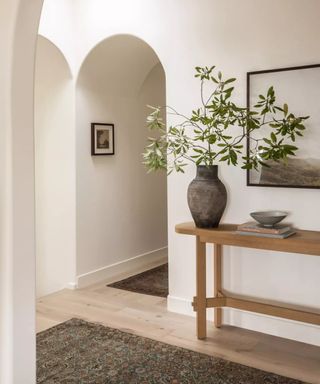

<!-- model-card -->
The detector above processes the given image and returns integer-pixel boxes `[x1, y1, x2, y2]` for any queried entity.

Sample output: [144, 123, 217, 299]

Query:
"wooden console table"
[175, 222, 320, 339]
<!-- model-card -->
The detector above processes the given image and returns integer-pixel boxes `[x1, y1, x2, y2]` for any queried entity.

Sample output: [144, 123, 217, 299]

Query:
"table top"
[175, 222, 320, 256]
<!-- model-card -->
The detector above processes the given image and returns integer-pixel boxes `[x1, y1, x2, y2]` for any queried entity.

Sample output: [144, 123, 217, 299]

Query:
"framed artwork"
[247, 64, 320, 189]
[91, 123, 115, 156]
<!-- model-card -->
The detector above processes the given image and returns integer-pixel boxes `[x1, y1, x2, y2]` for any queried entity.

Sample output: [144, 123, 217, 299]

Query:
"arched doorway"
[34, 33, 167, 296]
[75, 35, 167, 286]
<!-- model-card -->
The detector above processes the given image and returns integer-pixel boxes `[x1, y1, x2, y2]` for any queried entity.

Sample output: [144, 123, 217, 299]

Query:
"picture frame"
[91, 123, 115, 156]
[246, 64, 320, 189]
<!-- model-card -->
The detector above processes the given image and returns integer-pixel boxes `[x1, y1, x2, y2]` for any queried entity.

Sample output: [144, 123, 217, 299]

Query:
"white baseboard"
[67, 282, 78, 290]
[76, 247, 168, 288]
[167, 295, 320, 347]
[167, 295, 195, 317]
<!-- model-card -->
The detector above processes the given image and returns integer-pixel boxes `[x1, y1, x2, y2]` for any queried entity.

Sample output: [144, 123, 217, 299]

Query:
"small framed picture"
[91, 123, 115, 156]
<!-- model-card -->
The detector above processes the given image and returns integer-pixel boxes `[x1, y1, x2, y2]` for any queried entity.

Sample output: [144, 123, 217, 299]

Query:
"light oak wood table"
[175, 222, 320, 339]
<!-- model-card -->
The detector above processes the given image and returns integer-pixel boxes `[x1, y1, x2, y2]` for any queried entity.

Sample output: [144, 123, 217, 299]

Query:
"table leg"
[196, 236, 207, 339]
[214, 243, 222, 328]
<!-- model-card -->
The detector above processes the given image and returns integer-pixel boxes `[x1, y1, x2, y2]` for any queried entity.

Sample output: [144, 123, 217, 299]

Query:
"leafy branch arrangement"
[143, 66, 309, 173]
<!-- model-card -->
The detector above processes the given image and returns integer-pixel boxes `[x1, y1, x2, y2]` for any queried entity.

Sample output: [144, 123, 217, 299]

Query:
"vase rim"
[196, 164, 218, 168]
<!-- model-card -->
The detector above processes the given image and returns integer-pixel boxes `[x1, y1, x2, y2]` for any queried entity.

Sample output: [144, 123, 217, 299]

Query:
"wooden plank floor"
[37, 280, 320, 384]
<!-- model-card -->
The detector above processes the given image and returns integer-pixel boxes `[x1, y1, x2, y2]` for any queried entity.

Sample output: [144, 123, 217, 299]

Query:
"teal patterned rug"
[37, 318, 306, 384]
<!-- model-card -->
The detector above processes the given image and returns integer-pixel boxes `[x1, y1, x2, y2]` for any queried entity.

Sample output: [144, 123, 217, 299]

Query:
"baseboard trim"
[167, 295, 320, 346]
[167, 295, 195, 317]
[76, 247, 168, 288]
[67, 282, 78, 290]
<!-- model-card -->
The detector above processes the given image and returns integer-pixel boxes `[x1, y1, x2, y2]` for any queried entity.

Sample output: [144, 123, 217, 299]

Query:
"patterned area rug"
[37, 318, 306, 384]
[108, 263, 168, 297]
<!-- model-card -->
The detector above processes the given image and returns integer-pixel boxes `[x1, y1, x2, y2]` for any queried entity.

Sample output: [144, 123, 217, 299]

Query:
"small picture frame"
[91, 123, 115, 156]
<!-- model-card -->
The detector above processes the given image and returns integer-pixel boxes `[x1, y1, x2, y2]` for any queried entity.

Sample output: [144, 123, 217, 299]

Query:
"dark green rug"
[108, 263, 168, 297]
[37, 318, 306, 384]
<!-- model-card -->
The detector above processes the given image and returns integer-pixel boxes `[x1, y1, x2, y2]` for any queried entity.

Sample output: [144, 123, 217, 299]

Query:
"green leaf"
[223, 87, 234, 94]
[208, 135, 217, 144]
[225, 78, 236, 84]
[267, 86, 274, 96]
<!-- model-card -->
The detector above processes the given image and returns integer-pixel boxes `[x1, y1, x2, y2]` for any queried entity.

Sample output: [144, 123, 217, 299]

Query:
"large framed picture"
[247, 64, 320, 189]
[91, 123, 115, 156]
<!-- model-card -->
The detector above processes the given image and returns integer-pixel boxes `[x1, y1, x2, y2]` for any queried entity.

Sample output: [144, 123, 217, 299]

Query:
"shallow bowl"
[250, 210, 288, 227]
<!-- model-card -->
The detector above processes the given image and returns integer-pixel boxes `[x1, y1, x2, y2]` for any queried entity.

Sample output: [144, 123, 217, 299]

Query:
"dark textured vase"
[187, 165, 227, 228]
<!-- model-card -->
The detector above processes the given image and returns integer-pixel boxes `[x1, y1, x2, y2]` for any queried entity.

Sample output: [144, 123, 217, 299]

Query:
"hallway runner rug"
[36, 318, 306, 384]
[108, 263, 168, 297]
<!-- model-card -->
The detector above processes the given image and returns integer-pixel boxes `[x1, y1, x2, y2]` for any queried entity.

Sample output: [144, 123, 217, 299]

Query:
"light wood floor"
[37, 279, 320, 384]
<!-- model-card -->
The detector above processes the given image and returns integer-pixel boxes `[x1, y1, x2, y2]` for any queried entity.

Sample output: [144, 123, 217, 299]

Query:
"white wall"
[35, 36, 76, 297]
[38, 0, 76, 75]
[0, 0, 44, 382]
[76, 35, 167, 280]
[38, 0, 320, 346]
[163, 1, 320, 346]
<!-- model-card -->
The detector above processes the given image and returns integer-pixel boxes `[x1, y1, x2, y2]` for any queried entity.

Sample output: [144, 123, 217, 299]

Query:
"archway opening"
[75, 35, 168, 285]
[34, 33, 168, 302]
